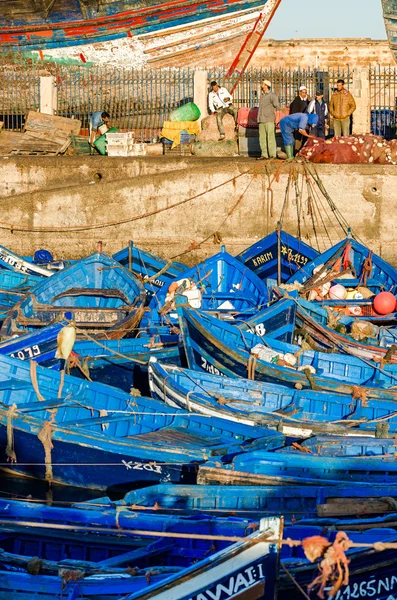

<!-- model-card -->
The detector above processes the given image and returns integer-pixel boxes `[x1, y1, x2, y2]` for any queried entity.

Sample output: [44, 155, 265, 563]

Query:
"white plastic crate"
[106, 132, 134, 146]
[107, 142, 146, 157]
[107, 146, 130, 156]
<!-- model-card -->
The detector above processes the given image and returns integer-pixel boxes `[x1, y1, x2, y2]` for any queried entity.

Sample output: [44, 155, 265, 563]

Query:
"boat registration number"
[10, 344, 41, 360]
[122, 460, 162, 473]
[74, 311, 119, 323]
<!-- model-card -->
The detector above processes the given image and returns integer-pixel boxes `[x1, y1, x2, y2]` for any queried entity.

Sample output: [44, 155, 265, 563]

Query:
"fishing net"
[300, 135, 397, 164]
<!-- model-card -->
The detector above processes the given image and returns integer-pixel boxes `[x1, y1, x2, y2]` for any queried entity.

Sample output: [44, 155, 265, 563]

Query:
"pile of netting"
[299, 134, 397, 164]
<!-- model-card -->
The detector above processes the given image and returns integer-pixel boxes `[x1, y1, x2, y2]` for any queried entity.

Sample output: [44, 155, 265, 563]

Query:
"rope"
[37, 420, 54, 484]
[0, 520, 397, 554]
[0, 171, 252, 234]
[30, 361, 45, 402]
[5, 404, 17, 463]
[170, 174, 255, 260]
[281, 563, 311, 600]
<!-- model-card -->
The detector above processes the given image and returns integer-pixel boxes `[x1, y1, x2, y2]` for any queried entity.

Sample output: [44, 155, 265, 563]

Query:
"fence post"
[352, 68, 370, 134]
[39, 76, 57, 115]
[194, 70, 208, 125]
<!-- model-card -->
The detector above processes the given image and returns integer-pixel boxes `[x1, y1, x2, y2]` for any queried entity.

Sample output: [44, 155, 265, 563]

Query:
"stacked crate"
[106, 132, 146, 157]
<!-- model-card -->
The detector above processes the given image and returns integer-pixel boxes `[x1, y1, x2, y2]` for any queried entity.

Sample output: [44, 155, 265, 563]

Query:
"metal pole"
[277, 220, 282, 285]
[128, 240, 133, 271]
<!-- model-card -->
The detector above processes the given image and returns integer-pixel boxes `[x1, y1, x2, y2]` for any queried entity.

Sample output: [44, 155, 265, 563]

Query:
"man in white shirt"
[208, 81, 237, 141]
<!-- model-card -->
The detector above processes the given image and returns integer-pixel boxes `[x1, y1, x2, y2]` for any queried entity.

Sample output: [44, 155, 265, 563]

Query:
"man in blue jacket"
[279, 113, 319, 159]
[307, 91, 329, 138]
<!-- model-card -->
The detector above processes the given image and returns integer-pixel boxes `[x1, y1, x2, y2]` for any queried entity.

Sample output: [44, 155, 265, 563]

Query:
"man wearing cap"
[289, 86, 310, 151]
[279, 112, 319, 160]
[308, 91, 329, 138]
[256, 80, 280, 160]
[208, 81, 237, 141]
[290, 85, 309, 115]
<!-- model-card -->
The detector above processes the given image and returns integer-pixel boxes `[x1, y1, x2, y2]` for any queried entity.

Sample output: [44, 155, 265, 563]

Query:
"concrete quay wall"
[0, 156, 393, 267]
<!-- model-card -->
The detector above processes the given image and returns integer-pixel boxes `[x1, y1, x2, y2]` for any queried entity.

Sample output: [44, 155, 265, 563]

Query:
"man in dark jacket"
[290, 85, 309, 114]
[256, 79, 280, 160]
[289, 85, 310, 150]
[307, 91, 329, 138]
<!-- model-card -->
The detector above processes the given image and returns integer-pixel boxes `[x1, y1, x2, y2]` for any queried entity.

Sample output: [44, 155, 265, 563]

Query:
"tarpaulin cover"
[161, 120, 200, 149]
[299, 134, 397, 164]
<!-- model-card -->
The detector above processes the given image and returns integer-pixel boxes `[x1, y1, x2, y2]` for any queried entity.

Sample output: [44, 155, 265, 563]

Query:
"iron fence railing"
[207, 66, 352, 109]
[6, 64, 397, 140]
[56, 66, 194, 139]
[370, 66, 397, 139]
[0, 67, 40, 130]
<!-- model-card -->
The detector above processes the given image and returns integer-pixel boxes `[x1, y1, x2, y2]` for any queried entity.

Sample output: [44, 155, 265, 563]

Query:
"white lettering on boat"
[200, 356, 225, 376]
[122, 460, 162, 473]
[246, 323, 266, 336]
[189, 563, 266, 600]
[10, 344, 41, 360]
[0, 250, 28, 273]
[334, 575, 397, 600]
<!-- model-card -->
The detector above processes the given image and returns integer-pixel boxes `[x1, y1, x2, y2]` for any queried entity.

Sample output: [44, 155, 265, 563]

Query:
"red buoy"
[373, 291, 396, 315]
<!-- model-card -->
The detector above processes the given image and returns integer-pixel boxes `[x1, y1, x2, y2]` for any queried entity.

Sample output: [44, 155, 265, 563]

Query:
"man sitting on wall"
[208, 81, 237, 141]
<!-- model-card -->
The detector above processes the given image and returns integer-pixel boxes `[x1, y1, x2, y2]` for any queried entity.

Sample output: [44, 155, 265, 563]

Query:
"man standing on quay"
[256, 79, 280, 160]
[329, 79, 356, 137]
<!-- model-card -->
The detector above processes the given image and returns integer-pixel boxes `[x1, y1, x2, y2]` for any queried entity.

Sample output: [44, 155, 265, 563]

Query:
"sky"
[266, 0, 387, 39]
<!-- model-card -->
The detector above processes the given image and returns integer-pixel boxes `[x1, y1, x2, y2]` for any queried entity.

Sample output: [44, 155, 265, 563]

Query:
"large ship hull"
[383, 0, 397, 59]
[0, 0, 267, 52]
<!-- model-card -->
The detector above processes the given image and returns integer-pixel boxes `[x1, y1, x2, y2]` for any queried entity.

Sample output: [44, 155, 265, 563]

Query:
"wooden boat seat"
[52, 288, 130, 304]
[126, 426, 229, 448]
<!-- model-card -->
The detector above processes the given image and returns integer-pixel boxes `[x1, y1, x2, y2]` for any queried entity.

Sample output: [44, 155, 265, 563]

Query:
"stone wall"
[153, 38, 394, 69]
[0, 156, 395, 267]
[250, 39, 393, 69]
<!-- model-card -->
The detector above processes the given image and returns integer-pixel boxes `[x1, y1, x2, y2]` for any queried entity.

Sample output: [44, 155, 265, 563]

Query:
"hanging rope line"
[0, 170, 252, 233]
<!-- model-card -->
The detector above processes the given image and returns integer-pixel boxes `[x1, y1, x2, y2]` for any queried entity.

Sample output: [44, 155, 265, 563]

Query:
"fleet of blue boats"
[1, 230, 397, 598]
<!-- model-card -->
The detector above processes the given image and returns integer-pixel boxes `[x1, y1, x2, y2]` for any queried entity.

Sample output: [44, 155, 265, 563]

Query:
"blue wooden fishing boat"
[0, 495, 281, 600]
[76, 482, 397, 521]
[113, 242, 187, 300]
[0, 354, 284, 489]
[286, 234, 397, 316]
[199, 445, 397, 486]
[0, 243, 59, 278]
[154, 245, 268, 322]
[1, 252, 146, 339]
[261, 289, 397, 364]
[71, 332, 185, 392]
[279, 525, 397, 600]
[0, 515, 281, 599]
[176, 302, 397, 401]
[148, 359, 397, 436]
[0, 321, 68, 368]
[236, 228, 318, 283]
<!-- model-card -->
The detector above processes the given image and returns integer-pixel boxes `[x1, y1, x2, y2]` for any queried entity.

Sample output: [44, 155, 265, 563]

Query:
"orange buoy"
[373, 291, 396, 315]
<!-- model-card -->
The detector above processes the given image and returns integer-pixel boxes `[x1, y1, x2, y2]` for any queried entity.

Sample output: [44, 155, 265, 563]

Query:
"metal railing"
[370, 66, 397, 139]
[6, 64, 397, 140]
[56, 66, 194, 139]
[0, 67, 40, 130]
[207, 66, 352, 109]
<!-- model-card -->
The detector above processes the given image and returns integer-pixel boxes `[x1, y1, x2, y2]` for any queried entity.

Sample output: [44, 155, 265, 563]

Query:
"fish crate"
[107, 142, 146, 157]
[106, 132, 134, 146]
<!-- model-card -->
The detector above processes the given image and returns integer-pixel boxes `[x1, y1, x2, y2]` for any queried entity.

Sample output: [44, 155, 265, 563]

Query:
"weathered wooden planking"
[25, 112, 81, 137]
[317, 501, 397, 517]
